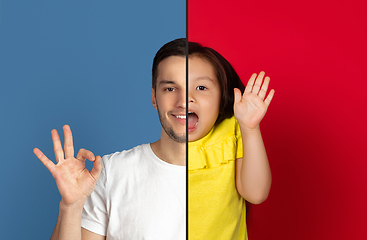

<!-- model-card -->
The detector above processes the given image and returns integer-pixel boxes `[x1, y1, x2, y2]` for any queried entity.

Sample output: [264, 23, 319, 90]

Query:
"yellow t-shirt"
[188, 116, 248, 240]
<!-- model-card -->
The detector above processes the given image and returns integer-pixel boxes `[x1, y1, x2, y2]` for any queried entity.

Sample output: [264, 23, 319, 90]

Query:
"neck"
[150, 130, 186, 166]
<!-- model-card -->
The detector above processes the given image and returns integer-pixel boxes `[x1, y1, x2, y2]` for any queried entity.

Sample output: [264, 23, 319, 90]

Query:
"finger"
[252, 71, 265, 94]
[33, 148, 56, 173]
[234, 88, 242, 104]
[63, 125, 74, 159]
[51, 129, 64, 163]
[264, 89, 275, 106]
[258, 76, 270, 100]
[76, 149, 95, 162]
[90, 156, 103, 181]
[244, 73, 257, 93]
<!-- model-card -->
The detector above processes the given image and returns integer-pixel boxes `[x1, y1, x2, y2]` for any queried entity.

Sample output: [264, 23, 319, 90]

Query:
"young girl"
[188, 42, 274, 240]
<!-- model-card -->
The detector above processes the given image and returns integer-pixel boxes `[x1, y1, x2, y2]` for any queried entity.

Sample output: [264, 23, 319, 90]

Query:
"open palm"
[234, 71, 275, 130]
[34, 125, 102, 206]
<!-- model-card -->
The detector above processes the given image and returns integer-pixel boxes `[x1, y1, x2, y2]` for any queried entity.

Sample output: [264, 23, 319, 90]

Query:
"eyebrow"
[194, 76, 215, 82]
[158, 80, 176, 85]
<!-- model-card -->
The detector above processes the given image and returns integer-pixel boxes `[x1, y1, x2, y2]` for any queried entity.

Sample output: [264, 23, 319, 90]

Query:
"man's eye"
[196, 86, 207, 90]
[165, 87, 175, 91]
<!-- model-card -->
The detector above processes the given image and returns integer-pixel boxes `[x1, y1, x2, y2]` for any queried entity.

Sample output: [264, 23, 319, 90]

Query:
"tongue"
[188, 113, 198, 130]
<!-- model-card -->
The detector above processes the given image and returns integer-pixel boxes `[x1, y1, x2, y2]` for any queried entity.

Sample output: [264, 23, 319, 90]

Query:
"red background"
[189, 0, 367, 239]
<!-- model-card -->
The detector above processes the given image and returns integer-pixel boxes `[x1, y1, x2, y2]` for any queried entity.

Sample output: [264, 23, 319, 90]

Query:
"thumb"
[234, 88, 242, 105]
[90, 156, 103, 181]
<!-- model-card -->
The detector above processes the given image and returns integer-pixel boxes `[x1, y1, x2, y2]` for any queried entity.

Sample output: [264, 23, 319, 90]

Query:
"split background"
[1, 0, 366, 239]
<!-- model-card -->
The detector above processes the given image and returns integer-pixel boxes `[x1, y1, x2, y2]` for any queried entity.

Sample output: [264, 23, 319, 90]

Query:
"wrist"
[238, 122, 261, 134]
[59, 198, 86, 212]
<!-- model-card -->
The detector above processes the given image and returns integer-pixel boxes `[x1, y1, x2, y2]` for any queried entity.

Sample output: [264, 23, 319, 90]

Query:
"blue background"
[0, 1, 185, 238]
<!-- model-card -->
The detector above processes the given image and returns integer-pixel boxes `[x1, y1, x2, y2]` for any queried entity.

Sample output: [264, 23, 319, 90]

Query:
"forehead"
[156, 56, 186, 82]
[188, 55, 218, 82]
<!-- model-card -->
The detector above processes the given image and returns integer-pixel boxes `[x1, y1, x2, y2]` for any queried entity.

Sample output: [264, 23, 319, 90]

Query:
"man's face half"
[152, 56, 186, 143]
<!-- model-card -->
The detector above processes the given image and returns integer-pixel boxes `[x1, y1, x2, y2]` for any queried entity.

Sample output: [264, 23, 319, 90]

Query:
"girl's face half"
[188, 56, 221, 142]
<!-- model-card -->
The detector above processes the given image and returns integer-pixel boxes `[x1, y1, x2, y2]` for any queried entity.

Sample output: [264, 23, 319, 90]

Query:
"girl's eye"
[196, 86, 207, 91]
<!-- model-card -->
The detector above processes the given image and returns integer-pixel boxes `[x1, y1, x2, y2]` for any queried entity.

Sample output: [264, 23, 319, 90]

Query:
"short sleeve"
[235, 119, 243, 159]
[81, 154, 110, 236]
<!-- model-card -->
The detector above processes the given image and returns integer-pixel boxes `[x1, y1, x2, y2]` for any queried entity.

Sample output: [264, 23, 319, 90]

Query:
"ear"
[151, 87, 158, 110]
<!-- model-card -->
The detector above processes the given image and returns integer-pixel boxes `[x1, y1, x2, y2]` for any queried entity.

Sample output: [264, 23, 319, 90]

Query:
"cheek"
[203, 95, 221, 121]
[156, 93, 172, 106]
[211, 92, 221, 113]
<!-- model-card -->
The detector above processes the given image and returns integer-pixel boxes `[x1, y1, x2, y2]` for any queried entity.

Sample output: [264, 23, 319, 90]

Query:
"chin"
[188, 133, 201, 142]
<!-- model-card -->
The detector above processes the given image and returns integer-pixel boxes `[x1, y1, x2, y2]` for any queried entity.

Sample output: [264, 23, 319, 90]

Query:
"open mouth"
[188, 111, 198, 132]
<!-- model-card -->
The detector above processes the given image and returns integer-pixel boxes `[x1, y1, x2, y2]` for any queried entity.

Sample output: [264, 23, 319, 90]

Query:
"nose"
[187, 89, 195, 110]
[177, 89, 187, 109]
[188, 91, 195, 103]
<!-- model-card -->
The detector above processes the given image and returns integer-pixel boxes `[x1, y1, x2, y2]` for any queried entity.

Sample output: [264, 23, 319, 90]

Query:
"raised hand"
[33, 125, 102, 206]
[234, 71, 275, 130]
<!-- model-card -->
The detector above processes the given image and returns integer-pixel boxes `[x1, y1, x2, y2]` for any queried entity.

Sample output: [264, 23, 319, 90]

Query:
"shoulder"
[215, 116, 241, 138]
[100, 144, 151, 170]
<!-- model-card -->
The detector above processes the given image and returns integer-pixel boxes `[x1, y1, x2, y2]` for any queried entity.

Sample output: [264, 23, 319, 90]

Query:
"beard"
[157, 104, 186, 143]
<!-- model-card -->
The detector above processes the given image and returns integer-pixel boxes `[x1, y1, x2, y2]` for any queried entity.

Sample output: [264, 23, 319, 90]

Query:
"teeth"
[176, 115, 186, 119]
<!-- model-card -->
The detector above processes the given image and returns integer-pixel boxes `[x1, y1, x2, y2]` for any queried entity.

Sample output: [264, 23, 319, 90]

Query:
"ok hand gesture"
[234, 71, 275, 130]
[33, 125, 102, 206]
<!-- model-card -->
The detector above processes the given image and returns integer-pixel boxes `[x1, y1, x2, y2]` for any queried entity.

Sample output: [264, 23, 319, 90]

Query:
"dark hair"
[152, 38, 245, 124]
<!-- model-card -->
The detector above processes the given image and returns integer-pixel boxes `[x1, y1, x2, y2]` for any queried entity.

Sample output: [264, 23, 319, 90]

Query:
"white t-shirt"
[81, 144, 186, 240]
